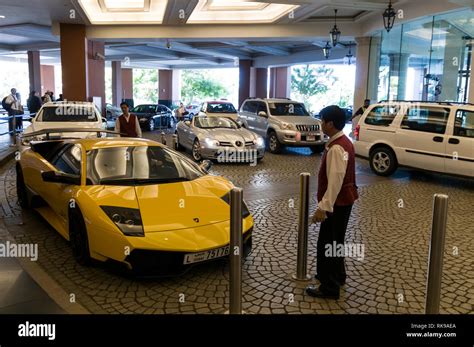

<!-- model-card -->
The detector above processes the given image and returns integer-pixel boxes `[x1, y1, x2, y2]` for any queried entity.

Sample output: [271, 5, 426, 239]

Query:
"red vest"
[118, 114, 138, 137]
[317, 134, 358, 206]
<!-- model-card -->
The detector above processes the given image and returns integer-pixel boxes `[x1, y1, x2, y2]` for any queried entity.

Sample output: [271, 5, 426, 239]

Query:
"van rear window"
[41, 106, 97, 122]
[364, 106, 398, 126]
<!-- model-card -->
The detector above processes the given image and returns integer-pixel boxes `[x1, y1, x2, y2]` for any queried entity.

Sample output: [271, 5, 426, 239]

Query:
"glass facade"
[367, 9, 474, 103]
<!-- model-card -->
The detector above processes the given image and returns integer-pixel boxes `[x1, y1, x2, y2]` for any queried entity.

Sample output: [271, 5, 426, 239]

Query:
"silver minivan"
[238, 98, 328, 154]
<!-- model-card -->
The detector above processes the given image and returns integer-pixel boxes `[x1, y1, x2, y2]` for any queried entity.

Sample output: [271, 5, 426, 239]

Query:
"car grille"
[218, 141, 254, 147]
[296, 124, 319, 132]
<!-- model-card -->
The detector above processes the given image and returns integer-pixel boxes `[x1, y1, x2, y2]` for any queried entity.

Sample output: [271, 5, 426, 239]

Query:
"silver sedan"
[176, 116, 265, 163]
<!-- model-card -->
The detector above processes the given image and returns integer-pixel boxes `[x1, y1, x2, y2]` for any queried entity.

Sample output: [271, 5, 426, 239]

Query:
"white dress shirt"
[114, 113, 142, 137]
[5, 94, 20, 111]
[318, 131, 348, 213]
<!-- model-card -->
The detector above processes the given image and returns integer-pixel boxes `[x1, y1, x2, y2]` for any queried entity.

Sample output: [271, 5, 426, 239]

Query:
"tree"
[133, 69, 158, 104]
[291, 65, 337, 112]
[181, 70, 229, 103]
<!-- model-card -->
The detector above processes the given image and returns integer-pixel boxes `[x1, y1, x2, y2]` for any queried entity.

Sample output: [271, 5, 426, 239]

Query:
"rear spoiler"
[21, 128, 124, 139]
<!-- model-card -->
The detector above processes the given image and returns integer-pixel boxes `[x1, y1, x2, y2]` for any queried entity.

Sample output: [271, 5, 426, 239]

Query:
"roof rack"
[378, 100, 474, 107]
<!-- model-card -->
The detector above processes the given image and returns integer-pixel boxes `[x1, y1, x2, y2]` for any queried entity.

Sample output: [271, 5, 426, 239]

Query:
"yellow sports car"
[16, 130, 253, 275]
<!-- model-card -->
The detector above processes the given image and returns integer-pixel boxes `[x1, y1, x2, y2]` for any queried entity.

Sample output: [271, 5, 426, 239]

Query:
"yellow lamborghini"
[16, 129, 253, 275]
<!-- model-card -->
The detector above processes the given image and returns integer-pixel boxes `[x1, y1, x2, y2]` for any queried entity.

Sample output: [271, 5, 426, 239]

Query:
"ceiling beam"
[110, 44, 182, 59]
[147, 41, 250, 60]
[162, 0, 199, 25]
[0, 24, 58, 42]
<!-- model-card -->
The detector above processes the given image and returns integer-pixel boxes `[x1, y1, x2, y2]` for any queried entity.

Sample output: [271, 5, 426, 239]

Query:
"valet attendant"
[115, 102, 142, 138]
[306, 105, 359, 300]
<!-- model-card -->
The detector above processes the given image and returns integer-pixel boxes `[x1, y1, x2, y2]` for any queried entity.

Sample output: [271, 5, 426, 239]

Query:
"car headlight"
[101, 206, 144, 237]
[281, 122, 295, 130]
[205, 138, 219, 148]
[254, 137, 265, 147]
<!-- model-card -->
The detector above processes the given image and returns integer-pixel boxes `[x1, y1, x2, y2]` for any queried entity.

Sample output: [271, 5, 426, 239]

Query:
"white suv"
[238, 98, 327, 153]
[354, 101, 474, 177]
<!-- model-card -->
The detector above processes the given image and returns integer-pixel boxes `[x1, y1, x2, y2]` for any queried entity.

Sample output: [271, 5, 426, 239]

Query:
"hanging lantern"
[383, 0, 396, 32]
[329, 9, 341, 47]
[346, 44, 353, 65]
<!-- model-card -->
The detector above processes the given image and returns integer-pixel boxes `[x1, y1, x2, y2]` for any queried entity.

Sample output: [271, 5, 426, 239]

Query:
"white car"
[22, 101, 106, 144]
[354, 101, 474, 177]
[198, 100, 239, 121]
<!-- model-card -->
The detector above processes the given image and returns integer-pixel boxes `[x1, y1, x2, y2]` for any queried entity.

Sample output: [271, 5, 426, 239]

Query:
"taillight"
[354, 124, 360, 141]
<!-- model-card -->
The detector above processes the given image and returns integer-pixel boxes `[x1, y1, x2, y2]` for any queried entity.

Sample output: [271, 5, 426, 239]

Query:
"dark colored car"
[105, 103, 122, 129]
[131, 104, 174, 131]
[313, 106, 353, 123]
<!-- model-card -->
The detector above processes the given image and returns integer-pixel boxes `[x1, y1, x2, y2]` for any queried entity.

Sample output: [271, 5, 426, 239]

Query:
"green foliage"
[181, 70, 229, 103]
[133, 69, 158, 104]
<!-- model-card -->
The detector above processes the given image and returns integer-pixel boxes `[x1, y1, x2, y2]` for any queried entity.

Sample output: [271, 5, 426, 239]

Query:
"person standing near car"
[175, 102, 186, 122]
[306, 105, 358, 300]
[27, 91, 42, 115]
[4, 88, 23, 133]
[115, 102, 142, 138]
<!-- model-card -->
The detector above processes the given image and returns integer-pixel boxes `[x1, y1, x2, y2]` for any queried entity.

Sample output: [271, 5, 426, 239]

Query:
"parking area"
[1, 130, 472, 314]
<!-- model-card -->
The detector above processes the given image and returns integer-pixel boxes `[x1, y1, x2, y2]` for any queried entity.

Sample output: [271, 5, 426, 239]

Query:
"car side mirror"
[42, 171, 81, 185]
[235, 120, 243, 128]
[184, 120, 191, 127]
[258, 111, 268, 118]
[199, 160, 213, 173]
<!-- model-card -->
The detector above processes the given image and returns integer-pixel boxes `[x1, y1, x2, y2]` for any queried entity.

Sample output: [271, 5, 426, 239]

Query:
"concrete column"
[159, 69, 173, 107]
[440, 39, 464, 102]
[172, 69, 181, 103]
[255, 68, 268, 98]
[122, 68, 133, 101]
[353, 37, 371, 109]
[239, 59, 252, 108]
[27, 51, 41, 94]
[367, 36, 381, 102]
[397, 53, 410, 101]
[60, 24, 105, 112]
[40, 65, 55, 96]
[469, 46, 474, 104]
[269, 67, 290, 99]
[111, 61, 123, 106]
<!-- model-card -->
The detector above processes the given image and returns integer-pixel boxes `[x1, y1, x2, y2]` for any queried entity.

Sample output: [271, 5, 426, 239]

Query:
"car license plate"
[183, 245, 230, 264]
[307, 135, 316, 141]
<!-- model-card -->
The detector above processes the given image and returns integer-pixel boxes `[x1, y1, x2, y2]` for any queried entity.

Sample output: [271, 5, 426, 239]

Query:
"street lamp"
[329, 9, 341, 47]
[323, 42, 331, 59]
[345, 44, 353, 65]
[383, 0, 396, 32]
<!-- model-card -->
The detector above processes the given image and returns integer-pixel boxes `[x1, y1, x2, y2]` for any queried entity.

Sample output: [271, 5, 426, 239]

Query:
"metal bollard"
[293, 173, 311, 281]
[11, 115, 17, 146]
[160, 132, 166, 145]
[171, 134, 177, 150]
[425, 194, 448, 314]
[229, 187, 243, 314]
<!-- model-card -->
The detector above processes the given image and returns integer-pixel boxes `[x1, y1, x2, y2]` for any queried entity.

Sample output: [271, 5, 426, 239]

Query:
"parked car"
[314, 106, 352, 123]
[105, 103, 122, 129]
[131, 104, 174, 131]
[185, 102, 202, 118]
[354, 101, 474, 177]
[238, 98, 328, 154]
[198, 100, 239, 121]
[15, 136, 253, 275]
[176, 115, 265, 162]
[22, 101, 106, 147]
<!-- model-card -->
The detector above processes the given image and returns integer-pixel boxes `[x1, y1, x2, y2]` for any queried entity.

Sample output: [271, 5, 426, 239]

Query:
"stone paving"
[0, 141, 473, 314]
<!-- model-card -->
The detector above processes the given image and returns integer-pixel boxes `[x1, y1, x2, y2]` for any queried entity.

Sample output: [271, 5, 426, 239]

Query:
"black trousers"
[316, 204, 353, 294]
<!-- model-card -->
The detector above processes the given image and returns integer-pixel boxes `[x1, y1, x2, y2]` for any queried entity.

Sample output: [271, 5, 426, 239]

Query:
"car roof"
[244, 98, 299, 103]
[65, 137, 162, 151]
[41, 101, 96, 107]
[206, 100, 234, 104]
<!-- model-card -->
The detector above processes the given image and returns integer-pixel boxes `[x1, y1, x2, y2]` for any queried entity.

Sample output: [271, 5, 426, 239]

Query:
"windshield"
[40, 106, 98, 122]
[194, 117, 238, 129]
[86, 146, 205, 185]
[268, 102, 310, 116]
[207, 103, 237, 114]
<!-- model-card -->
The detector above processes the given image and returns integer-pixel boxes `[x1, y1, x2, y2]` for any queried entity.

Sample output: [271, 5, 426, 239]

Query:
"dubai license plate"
[306, 135, 316, 141]
[183, 245, 230, 264]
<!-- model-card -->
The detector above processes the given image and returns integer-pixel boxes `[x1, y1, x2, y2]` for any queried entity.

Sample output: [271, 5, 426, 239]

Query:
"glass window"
[40, 106, 97, 122]
[194, 116, 238, 129]
[267, 102, 309, 116]
[53, 144, 82, 175]
[206, 102, 237, 114]
[454, 110, 474, 138]
[364, 105, 398, 126]
[242, 101, 256, 113]
[401, 106, 449, 134]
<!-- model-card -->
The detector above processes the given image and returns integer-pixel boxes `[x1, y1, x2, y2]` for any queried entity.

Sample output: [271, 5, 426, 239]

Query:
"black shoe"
[315, 274, 345, 286]
[305, 285, 339, 300]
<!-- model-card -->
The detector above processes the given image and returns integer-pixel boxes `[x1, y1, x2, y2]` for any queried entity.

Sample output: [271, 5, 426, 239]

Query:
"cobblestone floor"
[0, 140, 473, 314]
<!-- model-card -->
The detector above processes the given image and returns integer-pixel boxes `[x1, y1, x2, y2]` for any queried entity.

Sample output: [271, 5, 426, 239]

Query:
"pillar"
[158, 69, 173, 107]
[251, 67, 268, 99]
[239, 60, 252, 108]
[469, 45, 474, 104]
[112, 61, 123, 106]
[354, 37, 371, 109]
[172, 69, 181, 103]
[40, 65, 55, 96]
[440, 38, 464, 102]
[366, 36, 381, 102]
[60, 23, 105, 112]
[27, 51, 41, 94]
[122, 68, 133, 102]
[269, 67, 290, 99]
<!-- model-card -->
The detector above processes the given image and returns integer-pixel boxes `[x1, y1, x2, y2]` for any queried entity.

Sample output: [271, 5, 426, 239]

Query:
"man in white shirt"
[306, 105, 359, 300]
[114, 102, 142, 138]
[5, 88, 23, 133]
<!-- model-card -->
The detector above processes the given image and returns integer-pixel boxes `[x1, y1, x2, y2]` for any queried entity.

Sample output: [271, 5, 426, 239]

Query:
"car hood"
[201, 128, 256, 142]
[86, 175, 233, 233]
[205, 113, 238, 120]
[272, 116, 321, 125]
[24, 122, 104, 137]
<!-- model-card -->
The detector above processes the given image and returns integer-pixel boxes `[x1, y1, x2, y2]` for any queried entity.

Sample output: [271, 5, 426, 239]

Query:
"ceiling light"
[329, 9, 341, 47]
[103, 0, 145, 10]
[345, 43, 354, 65]
[383, 0, 396, 33]
[0, 15, 5, 19]
[323, 42, 331, 59]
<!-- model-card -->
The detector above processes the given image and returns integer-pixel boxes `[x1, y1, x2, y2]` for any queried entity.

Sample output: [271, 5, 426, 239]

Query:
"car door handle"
[433, 136, 444, 143]
[448, 138, 460, 145]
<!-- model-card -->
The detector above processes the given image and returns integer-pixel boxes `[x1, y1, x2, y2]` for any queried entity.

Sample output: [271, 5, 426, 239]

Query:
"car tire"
[69, 208, 92, 266]
[310, 145, 325, 154]
[16, 164, 30, 209]
[192, 138, 202, 161]
[369, 147, 398, 176]
[147, 118, 155, 132]
[267, 131, 282, 154]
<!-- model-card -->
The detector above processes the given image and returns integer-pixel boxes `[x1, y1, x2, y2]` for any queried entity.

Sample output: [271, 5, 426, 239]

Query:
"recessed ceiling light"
[0, 15, 6, 19]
